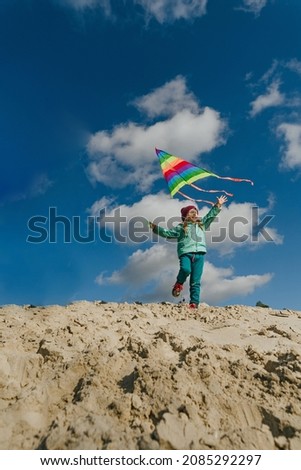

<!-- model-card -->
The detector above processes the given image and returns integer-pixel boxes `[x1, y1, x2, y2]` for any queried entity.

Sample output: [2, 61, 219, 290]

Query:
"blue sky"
[1, 0, 301, 309]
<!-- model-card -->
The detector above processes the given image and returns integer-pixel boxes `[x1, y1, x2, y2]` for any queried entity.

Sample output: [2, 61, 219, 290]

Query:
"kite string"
[178, 190, 215, 206]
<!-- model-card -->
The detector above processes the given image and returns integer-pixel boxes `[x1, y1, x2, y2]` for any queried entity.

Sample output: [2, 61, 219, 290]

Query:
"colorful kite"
[156, 148, 253, 205]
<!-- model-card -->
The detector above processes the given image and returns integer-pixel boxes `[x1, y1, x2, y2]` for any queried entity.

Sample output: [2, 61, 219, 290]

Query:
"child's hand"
[216, 195, 228, 207]
[149, 221, 155, 230]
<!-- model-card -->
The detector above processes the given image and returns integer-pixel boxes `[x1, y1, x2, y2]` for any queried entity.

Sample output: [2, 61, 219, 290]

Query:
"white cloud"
[96, 243, 273, 304]
[239, 0, 267, 16]
[277, 123, 301, 171]
[247, 60, 301, 173]
[56, 0, 207, 22]
[134, 0, 207, 23]
[88, 194, 283, 251]
[132, 76, 199, 118]
[88, 194, 117, 215]
[93, 194, 280, 303]
[86, 76, 226, 192]
[259, 59, 279, 84]
[202, 261, 273, 304]
[249, 80, 285, 117]
[89, 191, 183, 224]
[206, 200, 283, 254]
[248, 59, 301, 113]
[285, 58, 301, 77]
[257, 59, 301, 84]
[96, 244, 178, 286]
[88, 192, 186, 247]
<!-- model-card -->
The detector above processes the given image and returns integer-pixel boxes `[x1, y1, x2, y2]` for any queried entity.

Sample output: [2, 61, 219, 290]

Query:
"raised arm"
[202, 195, 227, 229]
[215, 195, 228, 208]
[149, 222, 182, 239]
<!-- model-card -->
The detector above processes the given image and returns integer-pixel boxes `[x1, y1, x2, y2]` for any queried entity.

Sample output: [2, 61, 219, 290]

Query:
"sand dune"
[0, 301, 301, 450]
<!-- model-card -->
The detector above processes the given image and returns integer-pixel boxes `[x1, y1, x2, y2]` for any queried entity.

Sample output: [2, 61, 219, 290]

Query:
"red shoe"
[189, 303, 198, 309]
[172, 282, 183, 297]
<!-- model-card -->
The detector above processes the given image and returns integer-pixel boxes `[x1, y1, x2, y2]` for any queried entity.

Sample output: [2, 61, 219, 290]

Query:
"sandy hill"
[0, 301, 301, 450]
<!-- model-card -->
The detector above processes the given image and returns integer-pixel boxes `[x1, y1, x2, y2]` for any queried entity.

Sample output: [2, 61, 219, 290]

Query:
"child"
[149, 195, 227, 308]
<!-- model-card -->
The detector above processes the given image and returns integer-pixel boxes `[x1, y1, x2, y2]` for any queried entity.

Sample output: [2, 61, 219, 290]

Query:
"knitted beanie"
[181, 205, 198, 220]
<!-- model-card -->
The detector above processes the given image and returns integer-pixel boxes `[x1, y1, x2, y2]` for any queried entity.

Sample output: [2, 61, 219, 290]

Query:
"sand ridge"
[0, 301, 301, 450]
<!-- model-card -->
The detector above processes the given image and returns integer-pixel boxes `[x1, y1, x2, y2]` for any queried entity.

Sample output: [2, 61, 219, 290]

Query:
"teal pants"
[176, 253, 205, 305]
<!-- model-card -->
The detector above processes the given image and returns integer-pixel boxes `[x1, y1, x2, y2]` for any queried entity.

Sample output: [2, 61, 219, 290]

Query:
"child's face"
[187, 208, 198, 221]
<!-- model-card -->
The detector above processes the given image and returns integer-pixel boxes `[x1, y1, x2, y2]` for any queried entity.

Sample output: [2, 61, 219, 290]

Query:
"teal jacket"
[153, 205, 220, 258]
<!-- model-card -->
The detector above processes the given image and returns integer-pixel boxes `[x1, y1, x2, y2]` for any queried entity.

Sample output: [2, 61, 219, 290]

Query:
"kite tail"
[178, 190, 214, 206]
[190, 183, 233, 197]
[215, 176, 254, 185]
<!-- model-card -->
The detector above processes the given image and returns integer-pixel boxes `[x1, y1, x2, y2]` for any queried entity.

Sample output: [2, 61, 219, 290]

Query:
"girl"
[150, 195, 227, 308]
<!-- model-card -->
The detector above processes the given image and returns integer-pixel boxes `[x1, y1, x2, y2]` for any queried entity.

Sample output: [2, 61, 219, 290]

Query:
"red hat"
[181, 205, 198, 220]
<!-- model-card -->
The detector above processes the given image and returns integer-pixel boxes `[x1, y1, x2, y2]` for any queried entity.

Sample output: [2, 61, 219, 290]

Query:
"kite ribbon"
[190, 183, 233, 197]
[215, 176, 254, 185]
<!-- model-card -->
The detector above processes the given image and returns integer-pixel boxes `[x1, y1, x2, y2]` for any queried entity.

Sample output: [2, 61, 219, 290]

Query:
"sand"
[0, 301, 301, 450]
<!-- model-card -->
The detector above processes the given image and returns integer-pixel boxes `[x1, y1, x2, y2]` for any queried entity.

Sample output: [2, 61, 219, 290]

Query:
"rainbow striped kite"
[156, 148, 253, 205]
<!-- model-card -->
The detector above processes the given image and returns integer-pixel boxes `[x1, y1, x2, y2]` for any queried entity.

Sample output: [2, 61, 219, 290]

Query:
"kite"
[156, 148, 253, 205]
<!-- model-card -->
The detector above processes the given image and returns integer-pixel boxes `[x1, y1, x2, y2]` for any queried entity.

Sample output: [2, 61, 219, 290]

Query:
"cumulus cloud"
[88, 192, 184, 246]
[132, 75, 199, 118]
[277, 123, 301, 171]
[206, 200, 283, 254]
[88, 194, 283, 252]
[93, 194, 280, 303]
[96, 244, 178, 287]
[86, 76, 226, 192]
[89, 191, 182, 225]
[96, 243, 273, 304]
[134, 0, 207, 23]
[202, 261, 273, 304]
[249, 80, 285, 117]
